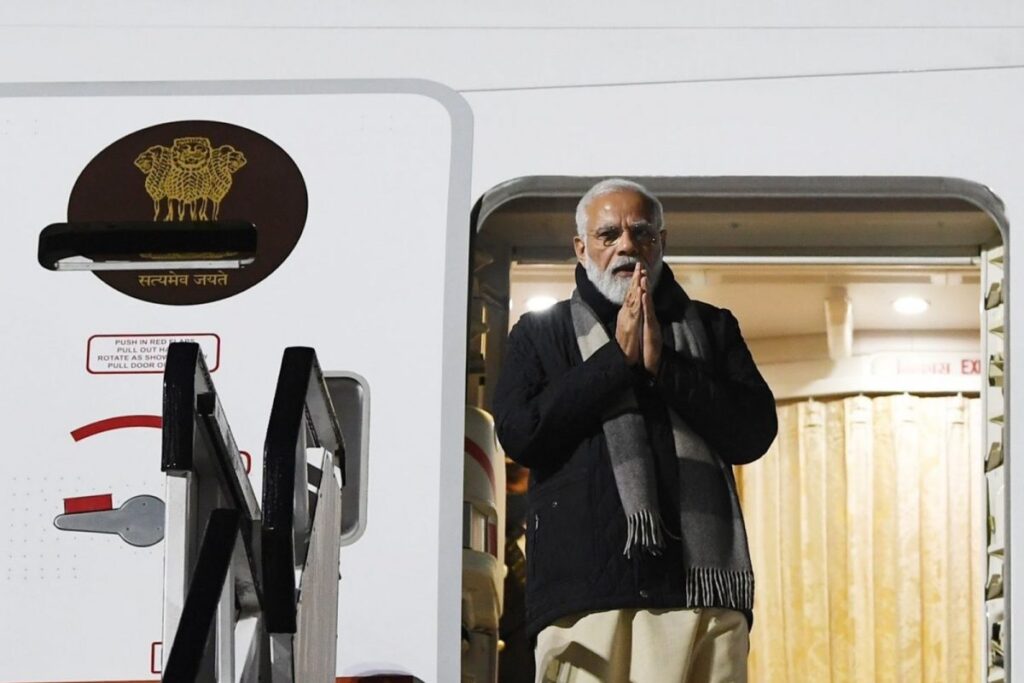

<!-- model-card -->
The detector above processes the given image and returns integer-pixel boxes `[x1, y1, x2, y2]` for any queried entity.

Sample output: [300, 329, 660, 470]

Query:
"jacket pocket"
[527, 473, 591, 590]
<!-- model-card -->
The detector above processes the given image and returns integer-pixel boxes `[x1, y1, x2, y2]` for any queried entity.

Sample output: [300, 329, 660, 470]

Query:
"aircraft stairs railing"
[159, 342, 346, 682]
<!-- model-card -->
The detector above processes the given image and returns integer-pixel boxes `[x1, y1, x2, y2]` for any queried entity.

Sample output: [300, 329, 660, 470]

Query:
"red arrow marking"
[464, 437, 496, 493]
[70, 415, 163, 442]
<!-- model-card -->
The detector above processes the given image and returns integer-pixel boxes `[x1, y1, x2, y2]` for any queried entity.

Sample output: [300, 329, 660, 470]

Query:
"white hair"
[574, 178, 664, 239]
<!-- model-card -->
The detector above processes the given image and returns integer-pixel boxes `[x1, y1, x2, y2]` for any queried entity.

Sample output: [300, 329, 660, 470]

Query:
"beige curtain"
[736, 394, 984, 683]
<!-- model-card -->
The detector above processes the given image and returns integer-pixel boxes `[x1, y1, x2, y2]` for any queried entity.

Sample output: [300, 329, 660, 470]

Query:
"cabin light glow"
[526, 295, 557, 312]
[892, 296, 930, 315]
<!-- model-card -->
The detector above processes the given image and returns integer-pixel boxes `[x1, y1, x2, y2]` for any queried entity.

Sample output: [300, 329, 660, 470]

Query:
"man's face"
[574, 189, 666, 303]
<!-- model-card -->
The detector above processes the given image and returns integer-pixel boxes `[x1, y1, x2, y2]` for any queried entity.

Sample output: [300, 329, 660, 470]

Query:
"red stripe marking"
[64, 494, 113, 514]
[464, 437, 496, 492]
[71, 415, 163, 442]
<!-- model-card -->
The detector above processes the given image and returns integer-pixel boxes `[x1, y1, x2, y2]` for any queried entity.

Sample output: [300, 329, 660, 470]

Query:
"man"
[493, 179, 777, 683]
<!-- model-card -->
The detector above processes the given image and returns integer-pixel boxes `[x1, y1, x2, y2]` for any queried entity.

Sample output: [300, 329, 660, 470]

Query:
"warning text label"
[87, 334, 221, 374]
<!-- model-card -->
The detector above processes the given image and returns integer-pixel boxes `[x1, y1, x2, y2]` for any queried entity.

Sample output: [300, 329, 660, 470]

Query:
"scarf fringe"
[623, 510, 665, 558]
[684, 566, 755, 611]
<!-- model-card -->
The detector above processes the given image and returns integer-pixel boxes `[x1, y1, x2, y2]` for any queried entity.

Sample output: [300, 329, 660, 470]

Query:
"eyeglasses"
[590, 223, 660, 248]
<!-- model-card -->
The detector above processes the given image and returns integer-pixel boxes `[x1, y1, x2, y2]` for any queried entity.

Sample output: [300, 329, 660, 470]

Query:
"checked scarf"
[571, 264, 754, 611]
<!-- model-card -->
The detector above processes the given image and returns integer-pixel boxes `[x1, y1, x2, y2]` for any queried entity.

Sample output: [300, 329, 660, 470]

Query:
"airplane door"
[0, 80, 471, 683]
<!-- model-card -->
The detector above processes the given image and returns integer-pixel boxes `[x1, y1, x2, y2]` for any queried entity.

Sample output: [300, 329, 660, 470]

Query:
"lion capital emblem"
[134, 137, 247, 221]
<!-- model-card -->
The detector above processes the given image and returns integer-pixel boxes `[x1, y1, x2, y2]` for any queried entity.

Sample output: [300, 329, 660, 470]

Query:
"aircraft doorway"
[466, 177, 1007, 683]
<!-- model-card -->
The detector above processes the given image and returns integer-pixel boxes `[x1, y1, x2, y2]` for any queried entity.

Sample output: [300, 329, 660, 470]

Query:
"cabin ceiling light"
[526, 295, 558, 312]
[892, 296, 929, 315]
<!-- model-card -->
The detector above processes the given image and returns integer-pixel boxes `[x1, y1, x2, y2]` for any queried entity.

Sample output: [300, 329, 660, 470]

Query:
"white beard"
[584, 254, 663, 304]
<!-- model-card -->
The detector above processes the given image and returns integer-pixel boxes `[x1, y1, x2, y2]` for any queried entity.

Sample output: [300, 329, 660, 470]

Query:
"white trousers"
[535, 607, 749, 683]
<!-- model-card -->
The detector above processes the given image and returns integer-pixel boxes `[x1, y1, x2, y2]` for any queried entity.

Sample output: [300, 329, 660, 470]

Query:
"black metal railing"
[160, 342, 265, 682]
[262, 347, 346, 635]
[162, 509, 242, 682]
[160, 343, 348, 680]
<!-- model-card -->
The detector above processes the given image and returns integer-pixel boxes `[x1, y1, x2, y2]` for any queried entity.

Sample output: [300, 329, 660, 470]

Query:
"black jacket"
[493, 265, 777, 638]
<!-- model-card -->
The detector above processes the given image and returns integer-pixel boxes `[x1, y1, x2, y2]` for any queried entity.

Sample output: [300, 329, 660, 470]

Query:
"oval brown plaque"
[68, 120, 308, 305]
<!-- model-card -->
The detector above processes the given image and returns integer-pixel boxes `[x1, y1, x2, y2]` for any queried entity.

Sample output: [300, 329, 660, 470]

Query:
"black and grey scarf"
[572, 263, 754, 611]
